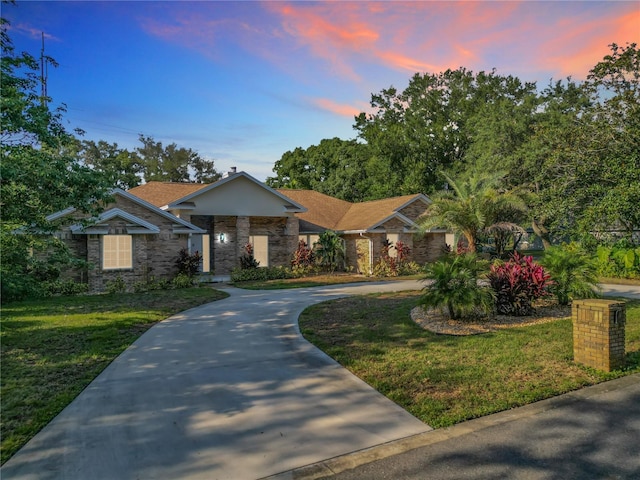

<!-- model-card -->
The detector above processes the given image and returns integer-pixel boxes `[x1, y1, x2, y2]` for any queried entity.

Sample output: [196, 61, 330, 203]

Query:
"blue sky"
[4, 1, 638, 181]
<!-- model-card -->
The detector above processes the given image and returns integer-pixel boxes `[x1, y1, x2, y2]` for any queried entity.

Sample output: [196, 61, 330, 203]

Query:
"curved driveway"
[2, 281, 431, 480]
[3, 281, 636, 480]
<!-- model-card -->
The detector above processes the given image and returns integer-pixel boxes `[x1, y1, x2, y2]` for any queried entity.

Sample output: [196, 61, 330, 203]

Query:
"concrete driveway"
[2, 281, 431, 480]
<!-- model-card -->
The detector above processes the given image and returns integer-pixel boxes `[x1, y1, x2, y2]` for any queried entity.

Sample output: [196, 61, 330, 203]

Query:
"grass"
[299, 292, 640, 429]
[0, 287, 229, 465]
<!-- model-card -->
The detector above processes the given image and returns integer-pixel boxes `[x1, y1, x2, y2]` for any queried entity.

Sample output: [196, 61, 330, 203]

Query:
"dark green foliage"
[267, 138, 372, 202]
[1, 15, 111, 301]
[488, 253, 551, 315]
[230, 266, 293, 282]
[43, 279, 89, 297]
[135, 135, 221, 184]
[541, 243, 600, 305]
[420, 253, 494, 320]
[239, 243, 259, 269]
[175, 248, 202, 278]
[315, 230, 346, 274]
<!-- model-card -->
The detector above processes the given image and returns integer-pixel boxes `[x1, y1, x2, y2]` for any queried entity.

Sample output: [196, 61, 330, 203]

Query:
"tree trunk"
[531, 219, 552, 250]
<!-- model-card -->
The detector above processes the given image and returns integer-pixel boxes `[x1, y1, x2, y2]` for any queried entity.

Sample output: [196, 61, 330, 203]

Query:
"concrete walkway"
[2, 281, 430, 480]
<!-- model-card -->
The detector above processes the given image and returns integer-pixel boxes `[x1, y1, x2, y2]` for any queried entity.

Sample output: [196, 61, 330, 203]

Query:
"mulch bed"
[411, 299, 572, 335]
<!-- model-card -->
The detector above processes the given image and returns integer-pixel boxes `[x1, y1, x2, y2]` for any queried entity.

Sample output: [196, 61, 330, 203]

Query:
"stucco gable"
[165, 172, 306, 217]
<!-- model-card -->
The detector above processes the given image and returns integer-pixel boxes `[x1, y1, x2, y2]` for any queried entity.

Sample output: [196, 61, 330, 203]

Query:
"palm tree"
[420, 253, 494, 320]
[541, 243, 601, 305]
[419, 170, 527, 253]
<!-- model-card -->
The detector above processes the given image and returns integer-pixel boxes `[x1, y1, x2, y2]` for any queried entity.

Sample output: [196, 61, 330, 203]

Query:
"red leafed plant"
[488, 252, 552, 316]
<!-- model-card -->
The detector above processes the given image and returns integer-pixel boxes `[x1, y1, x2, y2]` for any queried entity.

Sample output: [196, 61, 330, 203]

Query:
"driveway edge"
[262, 374, 640, 480]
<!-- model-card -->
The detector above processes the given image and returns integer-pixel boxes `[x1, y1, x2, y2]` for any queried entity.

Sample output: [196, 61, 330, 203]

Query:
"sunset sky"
[4, 1, 639, 180]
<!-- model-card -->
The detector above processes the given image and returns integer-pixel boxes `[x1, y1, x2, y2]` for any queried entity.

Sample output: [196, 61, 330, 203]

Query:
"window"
[249, 235, 269, 267]
[103, 235, 133, 270]
[201, 234, 210, 273]
[298, 234, 320, 248]
[386, 233, 400, 258]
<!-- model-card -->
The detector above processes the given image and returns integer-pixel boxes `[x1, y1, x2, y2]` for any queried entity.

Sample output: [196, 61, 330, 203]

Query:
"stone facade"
[190, 214, 299, 274]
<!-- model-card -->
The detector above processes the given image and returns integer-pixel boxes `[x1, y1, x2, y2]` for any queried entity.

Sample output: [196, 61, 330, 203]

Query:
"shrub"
[231, 266, 293, 282]
[172, 273, 195, 289]
[105, 275, 127, 294]
[291, 240, 315, 271]
[541, 243, 600, 305]
[373, 239, 416, 277]
[488, 252, 551, 316]
[398, 261, 423, 276]
[239, 243, 260, 269]
[176, 248, 202, 277]
[43, 279, 89, 297]
[373, 239, 398, 277]
[420, 253, 494, 320]
[595, 245, 640, 279]
[315, 230, 346, 274]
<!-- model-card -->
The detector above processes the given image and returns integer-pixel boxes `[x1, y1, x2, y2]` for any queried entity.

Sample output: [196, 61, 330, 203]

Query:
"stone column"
[236, 216, 250, 266]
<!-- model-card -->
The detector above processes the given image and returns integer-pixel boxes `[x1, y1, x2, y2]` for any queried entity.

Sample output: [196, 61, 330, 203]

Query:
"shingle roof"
[335, 195, 424, 231]
[275, 190, 352, 229]
[277, 189, 427, 232]
[127, 182, 211, 207]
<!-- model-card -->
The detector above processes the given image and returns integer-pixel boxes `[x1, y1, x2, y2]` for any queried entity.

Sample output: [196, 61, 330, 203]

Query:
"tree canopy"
[270, 43, 639, 246]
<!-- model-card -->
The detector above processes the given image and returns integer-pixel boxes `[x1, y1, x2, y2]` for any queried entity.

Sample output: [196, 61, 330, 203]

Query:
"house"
[277, 189, 446, 274]
[47, 188, 207, 293]
[49, 170, 446, 292]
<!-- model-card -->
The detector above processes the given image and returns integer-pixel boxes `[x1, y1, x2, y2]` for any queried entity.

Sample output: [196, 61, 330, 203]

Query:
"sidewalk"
[269, 374, 640, 479]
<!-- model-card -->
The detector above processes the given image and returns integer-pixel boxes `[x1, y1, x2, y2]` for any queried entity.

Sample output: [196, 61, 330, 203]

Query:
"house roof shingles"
[277, 189, 427, 232]
[127, 182, 210, 208]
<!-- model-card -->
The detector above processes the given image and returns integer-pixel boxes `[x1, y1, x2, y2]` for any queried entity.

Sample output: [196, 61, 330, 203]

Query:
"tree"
[1, 13, 111, 301]
[78, 139, 141, 189]
[134, 135, 221, 183]
[512, 44, 639, 246]
[419, 171, 527, 253]
[267, 138, 372, 202]
[354, 68, 539, 196]
[541, 243, 600, 305]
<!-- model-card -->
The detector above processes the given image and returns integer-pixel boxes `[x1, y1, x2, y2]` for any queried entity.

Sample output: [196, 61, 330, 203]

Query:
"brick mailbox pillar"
[572, 299, 626, 372]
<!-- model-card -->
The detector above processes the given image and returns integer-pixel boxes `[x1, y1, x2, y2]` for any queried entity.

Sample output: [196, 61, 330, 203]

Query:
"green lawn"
[299, 292, 640, 428]
[0, 287, 229, 464]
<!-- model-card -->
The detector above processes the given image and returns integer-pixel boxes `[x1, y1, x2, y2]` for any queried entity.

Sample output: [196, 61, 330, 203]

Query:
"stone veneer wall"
[412, 232, 446, 263]
[191, 214, 299, 275]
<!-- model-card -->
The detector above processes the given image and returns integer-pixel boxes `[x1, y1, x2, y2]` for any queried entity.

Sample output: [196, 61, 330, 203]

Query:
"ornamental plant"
[420, 253, 494, 320]
[541, 243, 600, 305]
[239, 243, 259, 269]
[291, 240, 315, 275]
[488, 252, 551, 316]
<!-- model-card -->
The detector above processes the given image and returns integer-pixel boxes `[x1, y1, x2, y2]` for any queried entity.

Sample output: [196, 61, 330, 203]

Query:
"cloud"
[310, 97, 364, 118]
[7, 22, 60, 42]
[532, 6, 639, 79]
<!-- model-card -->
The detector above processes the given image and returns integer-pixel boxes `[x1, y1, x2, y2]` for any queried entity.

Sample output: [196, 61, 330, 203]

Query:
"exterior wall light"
[218, 232, 226, 243]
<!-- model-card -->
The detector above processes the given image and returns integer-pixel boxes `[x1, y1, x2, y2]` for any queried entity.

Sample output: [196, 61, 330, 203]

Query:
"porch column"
[236, 216, 250, 264]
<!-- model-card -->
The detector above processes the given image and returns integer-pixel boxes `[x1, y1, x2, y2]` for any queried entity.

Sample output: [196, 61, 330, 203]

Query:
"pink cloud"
[311, 97, 364, 118]
[533, 8, 639, 79]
